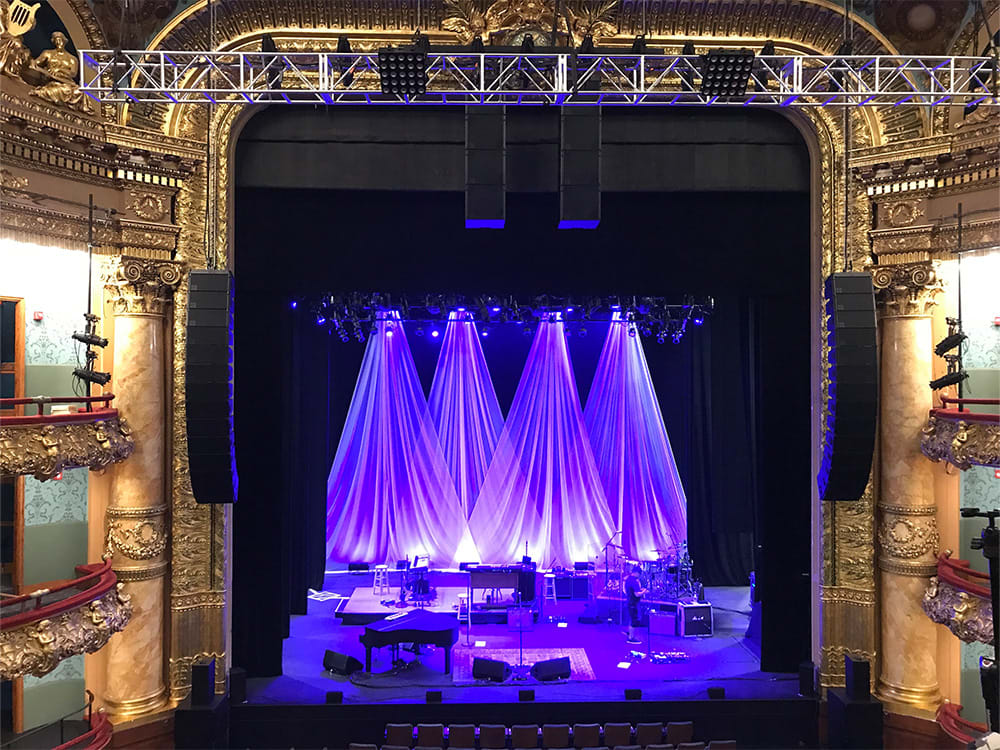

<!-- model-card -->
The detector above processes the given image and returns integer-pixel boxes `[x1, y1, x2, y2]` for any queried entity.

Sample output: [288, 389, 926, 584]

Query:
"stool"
[373, 564, 390, 596]
[544, 574, 558, 605]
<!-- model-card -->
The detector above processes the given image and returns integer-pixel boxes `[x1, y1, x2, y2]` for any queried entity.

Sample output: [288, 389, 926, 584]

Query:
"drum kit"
[632, 543, 697, 601]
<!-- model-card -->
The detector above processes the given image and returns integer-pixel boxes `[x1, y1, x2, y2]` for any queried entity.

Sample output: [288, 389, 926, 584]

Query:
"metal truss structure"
[80, 50, 998, 107]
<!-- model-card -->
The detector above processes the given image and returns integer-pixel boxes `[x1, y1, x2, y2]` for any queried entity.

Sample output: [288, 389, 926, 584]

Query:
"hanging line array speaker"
[465, 105, 506, 229]
[186, 270, 238, 504]
[818, 272, 877, 501]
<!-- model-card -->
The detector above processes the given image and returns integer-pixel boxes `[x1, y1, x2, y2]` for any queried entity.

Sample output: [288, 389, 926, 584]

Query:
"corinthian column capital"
[871, 261, 943, 317]
[104, 256, 183, 316]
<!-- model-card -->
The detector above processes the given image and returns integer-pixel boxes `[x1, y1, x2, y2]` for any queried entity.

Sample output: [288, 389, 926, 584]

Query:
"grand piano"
[359, 609, 459, 674]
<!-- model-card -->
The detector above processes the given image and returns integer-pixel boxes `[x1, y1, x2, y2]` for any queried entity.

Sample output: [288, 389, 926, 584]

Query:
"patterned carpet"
[452, 647, 596, 682]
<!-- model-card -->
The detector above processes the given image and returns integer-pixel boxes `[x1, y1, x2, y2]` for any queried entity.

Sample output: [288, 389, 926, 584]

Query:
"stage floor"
[247, 570, 796, 706]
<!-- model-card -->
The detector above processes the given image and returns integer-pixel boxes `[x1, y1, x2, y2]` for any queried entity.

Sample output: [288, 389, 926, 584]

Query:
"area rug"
[452, 648, 596, 682]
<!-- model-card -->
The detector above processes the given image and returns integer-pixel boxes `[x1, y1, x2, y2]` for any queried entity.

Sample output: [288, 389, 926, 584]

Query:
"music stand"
[507, 592, 533, 680]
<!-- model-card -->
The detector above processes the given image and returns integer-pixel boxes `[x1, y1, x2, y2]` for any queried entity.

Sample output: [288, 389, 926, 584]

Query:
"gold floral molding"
[0, 414, 134, 481]
[872, 261, 942, 316]
[0, 584, 132, 680]
[922, 414, 1000, 470]
[106, 505, 169, 561]
[877, 507, 939, 561]
[104, 256, 183, 316]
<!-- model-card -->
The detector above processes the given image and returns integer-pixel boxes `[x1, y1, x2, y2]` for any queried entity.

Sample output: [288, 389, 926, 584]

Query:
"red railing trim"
[937, 703, 988, 746]
[936, 553, 991, 600]
[0, 394, 115, 408]
[929, 407, 1000, 425]
[940, 396, 1000, 406]
[52, 709, 113, 750]
[0, 560, 117, 630]
[0, 407, 120, 427]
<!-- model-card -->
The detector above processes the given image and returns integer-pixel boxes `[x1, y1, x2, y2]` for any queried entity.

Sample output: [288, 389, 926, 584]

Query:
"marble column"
[872, 262, 943, 716]
[101, 257, 181, 719]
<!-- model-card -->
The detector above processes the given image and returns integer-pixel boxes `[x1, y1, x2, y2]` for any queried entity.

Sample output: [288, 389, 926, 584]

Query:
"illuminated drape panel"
[584, 316, 687, 559]
[428, 312, 504, 517]
[470, 315, 615, 567]
[326, 313, 478, 564]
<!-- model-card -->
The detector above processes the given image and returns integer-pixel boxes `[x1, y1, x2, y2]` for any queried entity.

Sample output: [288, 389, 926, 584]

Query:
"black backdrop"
[232, 106, 812, 680]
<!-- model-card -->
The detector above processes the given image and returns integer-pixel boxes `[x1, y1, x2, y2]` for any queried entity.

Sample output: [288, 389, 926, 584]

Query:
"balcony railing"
[0, 559, 132, 680]
[0, 394, 134, 481]
[921, 397, 1000, 471]
[922, 551, 993, 646]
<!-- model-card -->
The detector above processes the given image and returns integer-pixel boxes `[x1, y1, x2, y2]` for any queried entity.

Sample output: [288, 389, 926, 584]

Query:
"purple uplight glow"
[326, 311, 478, 564]
[290, 301, 298, 309]
[431, 329, 440, 338]
[429, 312, 505, 517]
[469, 313, 614, 567]
[584, 314, 687, 558]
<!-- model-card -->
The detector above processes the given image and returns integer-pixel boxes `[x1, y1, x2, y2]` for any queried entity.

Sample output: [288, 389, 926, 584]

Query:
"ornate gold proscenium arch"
[115, 0, 892, 703]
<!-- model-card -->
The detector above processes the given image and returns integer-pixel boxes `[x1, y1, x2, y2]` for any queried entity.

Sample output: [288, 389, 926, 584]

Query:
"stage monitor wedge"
[186, 270, 238, 504]
[530, 656, 571, 681]
[818, 272, 877, 501]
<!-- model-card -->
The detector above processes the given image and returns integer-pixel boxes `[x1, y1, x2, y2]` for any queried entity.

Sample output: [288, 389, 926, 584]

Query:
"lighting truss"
[299, 293, 714, 342]
[79, 50, 998, 107]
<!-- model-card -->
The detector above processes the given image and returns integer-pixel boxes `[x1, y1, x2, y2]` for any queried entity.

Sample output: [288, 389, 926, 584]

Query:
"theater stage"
[245, 570, 795, 707]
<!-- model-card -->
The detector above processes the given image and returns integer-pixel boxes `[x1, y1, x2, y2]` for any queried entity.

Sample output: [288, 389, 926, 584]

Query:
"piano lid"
[365, 608, 458, 633]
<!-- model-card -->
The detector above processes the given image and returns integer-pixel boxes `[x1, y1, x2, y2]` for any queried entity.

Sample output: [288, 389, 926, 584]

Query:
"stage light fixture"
[415, 326, 425, 337]
[693, 314, 704, 326]
[930, 370, 968, 391]
[578, 34, 595, 54]
[378, 47, 428, 96]
[431, 328, 440, 338]
[290, 300, 298, 309]
[481, 329, 489, 337]
[700, 49, 755, 97]
[935, 332, 967, 357]
[682, 41, 696, 55]
[631, 35, 647, 54]
[337, 36, 355, 86]
[261, 34, 284, 90]
[760, 40, 775, 56]
[73, 366, 111, 386]
[578, 326, 587, 338]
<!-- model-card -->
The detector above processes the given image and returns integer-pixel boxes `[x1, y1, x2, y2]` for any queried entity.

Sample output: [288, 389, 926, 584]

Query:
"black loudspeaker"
[798, 661, 816, 698]
[519, 689, 535, 702]
[559, 108, 601, 229]
[819, 272, 877, 501]
[228, 667, 246, 704]
[708, 686, 726, 699]
[325, 691, 343, 704]
[624, 688, 642, 700]
[828, 687, 883, 749]
[191, 656, 215, 706]
[845, 655, 871, 701]
[530, 656, 571, 681]
[186, 270, 237, 504]
[518, 566, 536, 602]
[466, 106, 505, 228]
[323, 650, 362, 675]
[426, 690, 442, 703]
[472, 657, 510, 682]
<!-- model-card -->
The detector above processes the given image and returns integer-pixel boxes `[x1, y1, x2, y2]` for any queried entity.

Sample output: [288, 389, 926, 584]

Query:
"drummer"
[625, 564, 647, 645]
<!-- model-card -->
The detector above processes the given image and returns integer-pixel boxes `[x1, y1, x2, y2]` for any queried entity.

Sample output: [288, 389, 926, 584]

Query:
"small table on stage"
[359, 609, 459, 673]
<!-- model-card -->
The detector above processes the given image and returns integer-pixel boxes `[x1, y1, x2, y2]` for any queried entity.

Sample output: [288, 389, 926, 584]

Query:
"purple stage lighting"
[290, 301, 298, 309]
[429, 311, 505, 517]
[491, 307, 501, 313]
[316, 315, 326, 326]
[431, 329, 440, 338]
[584, 313, 688, 558]
[469, 313, 614, 567]
[694, 316, 704, 325]
[481, 330, 489, 337]
[326, 310, 478, 564]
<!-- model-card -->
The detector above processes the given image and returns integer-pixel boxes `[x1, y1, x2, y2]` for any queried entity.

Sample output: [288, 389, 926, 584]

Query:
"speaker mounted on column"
[186, 270, 238, 504]
[818, 272, 877, 501]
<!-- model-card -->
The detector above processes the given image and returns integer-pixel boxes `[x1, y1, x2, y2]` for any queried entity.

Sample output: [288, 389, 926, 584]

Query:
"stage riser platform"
[229, 698, 819, 749]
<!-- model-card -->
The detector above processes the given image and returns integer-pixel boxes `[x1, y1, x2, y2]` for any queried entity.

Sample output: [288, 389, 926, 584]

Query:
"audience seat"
[414, 746, 443, 750]
[706, 742, 736, 749]
[543, 724, 571, 748]
[512, 724, 540, 748]
[603, 724, 632, 747]
[417, 725, 444, 747]
[382, 746, 410, 750]
[386, 724, 413, 747]
[611, 745, 641, 750]
[635, 723, 663, 746]
[573, 724, 601, 748]
[676, 743, 705, 750]
[665, 723, 694, 745]
[479, 725, 507, 749]
[447, 725, 476, 747]
[646, 745, 675, 750]
[348, 744, 377, 750]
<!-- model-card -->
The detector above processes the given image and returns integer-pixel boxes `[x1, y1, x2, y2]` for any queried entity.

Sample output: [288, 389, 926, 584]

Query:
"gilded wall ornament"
[885, 200, 924, 228]
[921, 414, 1000, 470]
[129, 191, 168, 222]
[871, 261, 942, 316]
[104, 256, 183, 316]
[0, 584, 132, 680]
[25, 32, 92, 114]
[923, 576, 994, 645]
[0, 0, 37, 80]
[877, 513, 939, 560]
[0, 415, 134, 481]
[105, 506, 169, 560]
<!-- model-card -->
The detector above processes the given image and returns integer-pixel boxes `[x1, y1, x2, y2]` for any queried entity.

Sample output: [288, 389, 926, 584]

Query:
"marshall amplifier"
[676, 601, 713, 637]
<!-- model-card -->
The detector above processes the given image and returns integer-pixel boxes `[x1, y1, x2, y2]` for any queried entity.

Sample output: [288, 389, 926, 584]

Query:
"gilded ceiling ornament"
[442, 0, 488, 44]
[25, 32, 93, 114]
[103, 256, 183, 316]
[0, 584, 132, 680]
[871, 261, 942, 316]
[0, 415, 134, 481]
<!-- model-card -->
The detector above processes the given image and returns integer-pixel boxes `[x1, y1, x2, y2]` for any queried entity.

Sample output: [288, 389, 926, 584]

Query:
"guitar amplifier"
[649, 610, 676, 635]
[676, 601, 713, 637]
